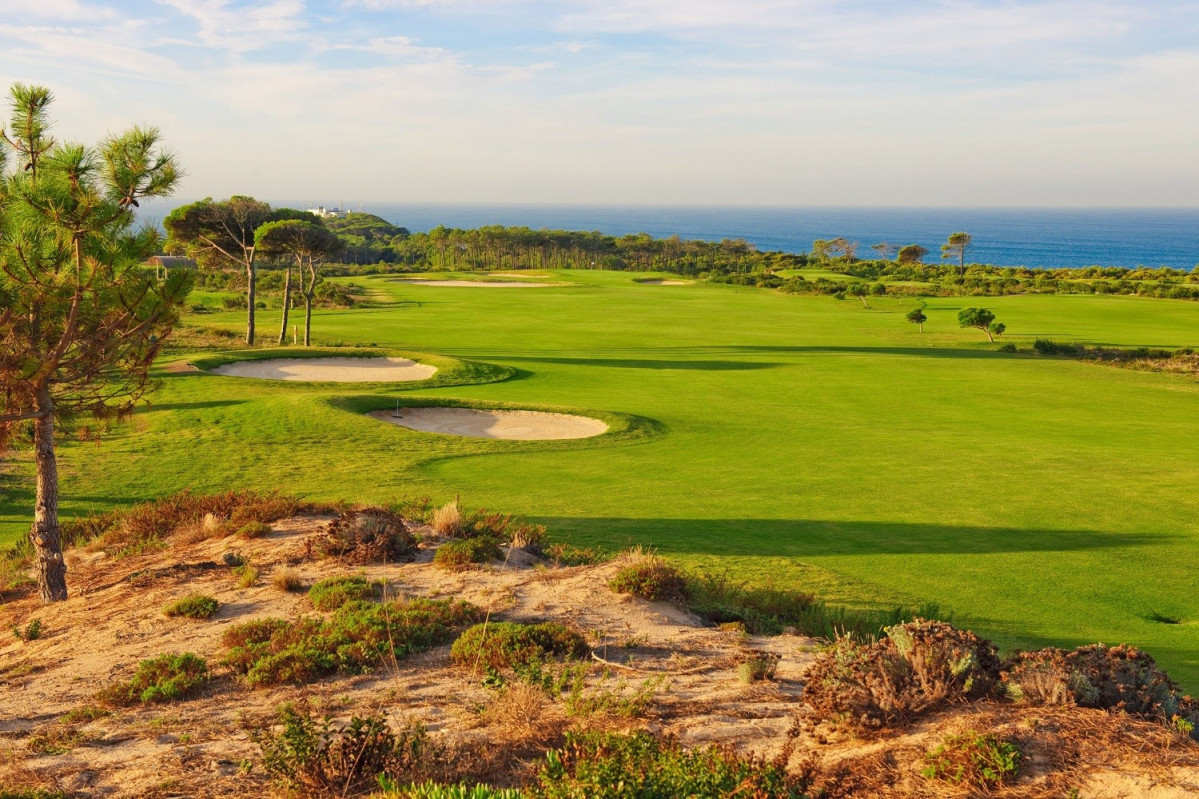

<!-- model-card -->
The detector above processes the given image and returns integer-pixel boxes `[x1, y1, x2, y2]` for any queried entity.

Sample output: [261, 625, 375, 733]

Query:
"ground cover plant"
[222, 597, 481, 685]
[95, 653, 209, 706]
[162, 593, 219, 619]
[308, 574, 382, 610]
[450, 622, 589, 672]
[4, 272, 1199, 686]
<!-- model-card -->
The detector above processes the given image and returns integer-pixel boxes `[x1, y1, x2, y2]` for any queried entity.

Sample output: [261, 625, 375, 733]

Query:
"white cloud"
[152, 0, 307, 51]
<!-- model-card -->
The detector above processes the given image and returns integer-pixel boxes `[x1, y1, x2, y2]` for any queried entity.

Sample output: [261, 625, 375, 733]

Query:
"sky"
[0, 1, 1195, 207]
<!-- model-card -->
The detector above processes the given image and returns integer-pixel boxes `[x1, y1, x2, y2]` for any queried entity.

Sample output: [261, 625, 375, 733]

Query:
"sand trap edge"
[369, 407, 609, 440]
[209, 356, 438, 383]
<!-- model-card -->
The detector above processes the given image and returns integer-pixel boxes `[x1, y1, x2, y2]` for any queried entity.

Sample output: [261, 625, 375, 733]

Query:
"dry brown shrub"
[317, 507, 416, 564]
[802, 620, 1001, 733]
[481, 682, 566, 747]
[271, 568, 303, 592]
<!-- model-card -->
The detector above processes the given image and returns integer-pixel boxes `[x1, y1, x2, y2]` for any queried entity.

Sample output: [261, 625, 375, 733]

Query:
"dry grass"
[479, 682, 566, 747]
[271, 568, 303, 592]
[431, 500, 462, 536]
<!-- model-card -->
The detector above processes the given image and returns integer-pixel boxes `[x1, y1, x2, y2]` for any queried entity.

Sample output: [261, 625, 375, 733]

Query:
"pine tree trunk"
[31, 387, 67, 602]
[245, 261, 256, 345]
[278, 264, 293, 346]
[304, 295, 313, 346]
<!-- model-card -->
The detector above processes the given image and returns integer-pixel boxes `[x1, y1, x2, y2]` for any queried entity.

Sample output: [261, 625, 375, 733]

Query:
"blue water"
[140, 201, 1199, 270]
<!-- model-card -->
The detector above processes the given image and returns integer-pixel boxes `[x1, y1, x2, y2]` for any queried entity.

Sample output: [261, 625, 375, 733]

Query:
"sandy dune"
[211, 357, 437, 382]
[396, 280, 557, 288]
[371, 407, 607, 440]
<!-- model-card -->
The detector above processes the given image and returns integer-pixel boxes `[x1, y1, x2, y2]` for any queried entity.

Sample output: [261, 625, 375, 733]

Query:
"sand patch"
[636, 278, 690, 285]
[371, 407, 607, 440]
[211, 357, 436, 382]
[397, 279, 557, 288]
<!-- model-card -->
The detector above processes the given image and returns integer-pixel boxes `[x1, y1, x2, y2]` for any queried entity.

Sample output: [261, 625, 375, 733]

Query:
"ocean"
[141, 202, 1199, 270]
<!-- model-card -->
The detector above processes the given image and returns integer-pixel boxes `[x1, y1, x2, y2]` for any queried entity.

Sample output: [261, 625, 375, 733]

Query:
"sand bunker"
[211, 357, 437, 382]
[636, 278, 690, 285]
[397, 280, 557, 288]
[371, 407, 608, 440]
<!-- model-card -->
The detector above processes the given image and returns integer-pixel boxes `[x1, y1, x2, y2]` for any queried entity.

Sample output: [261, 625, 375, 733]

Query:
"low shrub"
[309, 575, 381, 610]
[27, 725, 87, 755]
[542, 543, 607, 567]
[528, 731, 808, 798]
[12, 618, 42, 642]
[272, 568, 304, 592]
[257, 704, 436, 796]
[608, 551, 687, 602]
[802, 620, 1001, 731]
[65, 489, 307, 556]
[223, 598, 481, 686]
[739, 652, 780, 684]
[319, 507, 416, 564]
[237, 521, 273, 539]
[451, 622, 589, 672]
[1004, 643, 1199, 739]
[234, 563, 259, 588]
[96, 653, 209, 706]
[921, 731, 1021, 789]
[163, 594, 220, 620]
[434, 537, 502, 571]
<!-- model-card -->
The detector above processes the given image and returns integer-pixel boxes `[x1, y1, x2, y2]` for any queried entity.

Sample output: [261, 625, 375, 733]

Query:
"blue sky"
[0, 0, 1195, 206]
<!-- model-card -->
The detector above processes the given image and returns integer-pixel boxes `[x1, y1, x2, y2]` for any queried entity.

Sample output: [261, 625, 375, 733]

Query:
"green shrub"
[237, 521, 273, 539]
[309, 575, 381, 611]
[257, 705, 436, 795]
[96, 653, 209, 705]
[608, 552, 687, 602]
[223, 598, 481, 686]
[542, 543, 607, 567]
[451, 622, 589, 672]
[921, 731, 1021, 788]
[162, 594, 219, 619]
[434, 537, 502, 571]
[528, 731, 808, 798]
[12, 618, 42, 641]
[802, 620, 1001, 731]
[739, 653, 780, 684]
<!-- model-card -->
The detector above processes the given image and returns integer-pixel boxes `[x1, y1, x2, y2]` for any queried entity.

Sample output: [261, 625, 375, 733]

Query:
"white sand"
[396, 280, 557, 288]
[637, 279, 690, 285]
[211, 357, 437, 382]
[370, 407, 608, 440]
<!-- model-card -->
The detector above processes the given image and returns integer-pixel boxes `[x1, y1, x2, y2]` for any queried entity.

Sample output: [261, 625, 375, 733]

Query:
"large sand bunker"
[636, 278, 690, 285]
[371, 407, 608, 440]
[211, 357, 437, 382]
[397, 279, 557, 288]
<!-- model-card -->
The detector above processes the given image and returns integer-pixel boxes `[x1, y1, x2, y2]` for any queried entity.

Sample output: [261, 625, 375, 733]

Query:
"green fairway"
[3, 270, 1199, 685]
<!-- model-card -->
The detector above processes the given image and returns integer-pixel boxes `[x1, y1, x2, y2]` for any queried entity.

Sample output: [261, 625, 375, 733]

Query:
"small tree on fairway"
[0, 84, 187, 601]
[906, 307, 927, 332]
[958, 307, 998, 342]
[942, 232, 972, 277]
[254, 219, 342, 346]
[990, 321, 1006, 338]
[164, 196, 273, 345]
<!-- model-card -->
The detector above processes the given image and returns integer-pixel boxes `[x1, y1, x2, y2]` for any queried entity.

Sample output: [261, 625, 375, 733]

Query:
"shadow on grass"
[531, 516, 1170, 557]
[138, 400, 248, 413]
[728, 345, 1017, 360]
[471, 355, 782, 371]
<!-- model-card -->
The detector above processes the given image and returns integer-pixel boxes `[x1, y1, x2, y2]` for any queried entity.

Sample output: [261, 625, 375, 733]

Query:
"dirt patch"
[370, 407, 608, 440]
[210, 357, 436, 382]
[396, 280, 558, 288]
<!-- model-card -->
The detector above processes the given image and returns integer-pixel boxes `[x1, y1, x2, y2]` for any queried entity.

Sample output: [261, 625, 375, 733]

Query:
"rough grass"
[8, 275, 1199, 687]
[434, 537, 503, 571]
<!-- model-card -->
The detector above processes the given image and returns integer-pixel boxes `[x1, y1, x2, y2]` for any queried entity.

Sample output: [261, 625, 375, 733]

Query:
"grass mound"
[162, 594, 219, 619]
[223, 598, 482, 686]
[319, 507, 417, 563]
[607, 551, 686, 602]
[308, 575, 382, 610]
[96, 653, 209, 706]
[450, 622, 589, 671]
